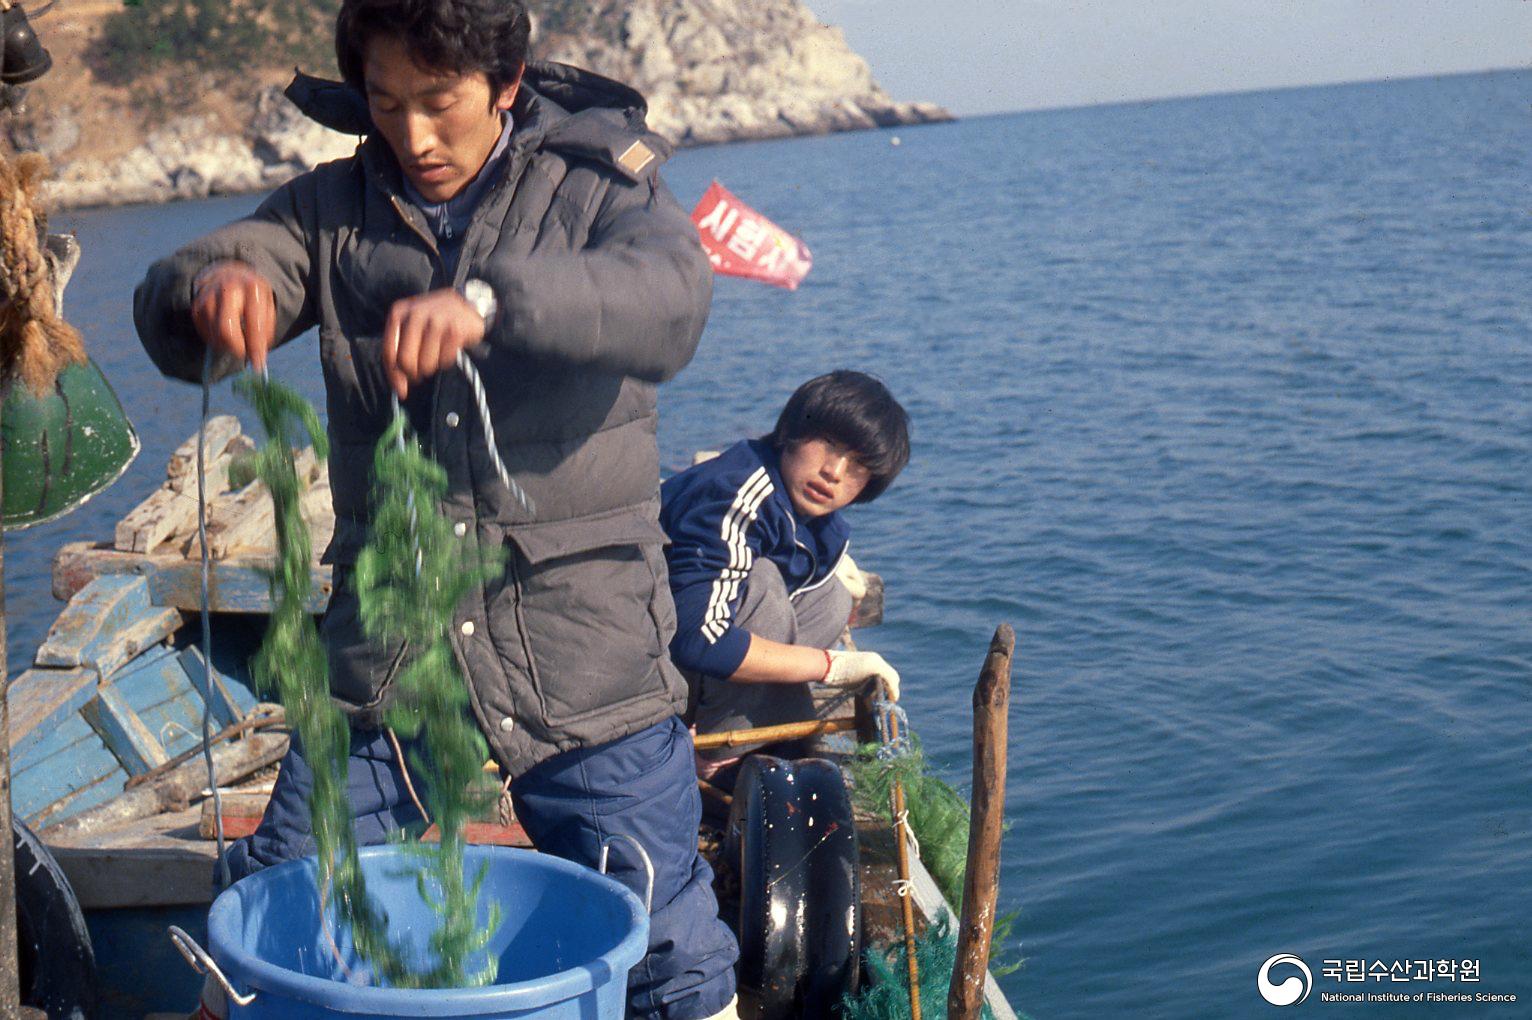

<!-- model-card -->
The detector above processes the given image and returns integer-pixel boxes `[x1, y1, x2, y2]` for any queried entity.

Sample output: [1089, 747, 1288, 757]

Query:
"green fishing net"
[239, 375, 503, 988]
[848, 737, 973, 911]
[839, 916, 994, 1020]
[847, 734, 1023, 994]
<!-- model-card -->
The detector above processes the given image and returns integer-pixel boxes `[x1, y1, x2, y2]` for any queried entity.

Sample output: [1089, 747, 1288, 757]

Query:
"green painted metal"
[2, 357, 139, 531]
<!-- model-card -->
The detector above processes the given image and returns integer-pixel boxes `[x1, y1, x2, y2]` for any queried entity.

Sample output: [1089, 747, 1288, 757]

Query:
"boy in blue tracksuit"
[660, 371, 911, 775]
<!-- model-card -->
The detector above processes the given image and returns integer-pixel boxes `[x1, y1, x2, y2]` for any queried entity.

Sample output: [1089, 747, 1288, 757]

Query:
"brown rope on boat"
[0, 148, 85, 394]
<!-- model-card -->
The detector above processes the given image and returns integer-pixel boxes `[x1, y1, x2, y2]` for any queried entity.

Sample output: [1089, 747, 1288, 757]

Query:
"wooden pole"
[0, 371, 23, 1020]
[887, 702, 922, 1020]
[690, 716, 856, 750]
[947, 624, 1014, 1020]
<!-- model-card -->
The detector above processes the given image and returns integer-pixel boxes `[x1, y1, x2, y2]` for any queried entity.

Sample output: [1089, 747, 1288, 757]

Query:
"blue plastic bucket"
[202, 845, 649, 1019]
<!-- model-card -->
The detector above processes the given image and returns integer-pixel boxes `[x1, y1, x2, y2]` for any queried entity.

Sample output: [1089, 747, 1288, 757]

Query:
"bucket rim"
[207, 844, 650, 1015]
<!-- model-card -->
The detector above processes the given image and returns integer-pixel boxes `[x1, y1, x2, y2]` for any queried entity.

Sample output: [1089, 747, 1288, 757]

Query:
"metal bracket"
[599, 833, 655, 912]
[168, 925, 257, 1007]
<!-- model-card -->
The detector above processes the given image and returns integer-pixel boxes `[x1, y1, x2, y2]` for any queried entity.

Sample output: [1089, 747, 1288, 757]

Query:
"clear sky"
[804, 0, 1532, 116]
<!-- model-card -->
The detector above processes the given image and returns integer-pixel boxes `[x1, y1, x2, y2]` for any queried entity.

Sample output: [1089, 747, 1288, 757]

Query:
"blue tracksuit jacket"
[660, 439, 851, 678]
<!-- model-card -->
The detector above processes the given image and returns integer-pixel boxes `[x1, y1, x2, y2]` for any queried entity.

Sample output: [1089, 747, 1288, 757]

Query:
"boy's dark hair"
[767, 370, 911, 504]
[336, 0, 531, 97]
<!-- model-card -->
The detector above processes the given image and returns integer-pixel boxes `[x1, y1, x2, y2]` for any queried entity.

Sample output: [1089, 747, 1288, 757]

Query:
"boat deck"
[15, 422, 1014, 1019]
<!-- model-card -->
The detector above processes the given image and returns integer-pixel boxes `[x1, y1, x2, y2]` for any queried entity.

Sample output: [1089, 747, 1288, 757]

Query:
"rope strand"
[198, 349, 231, 892]
[455, 350, 533, 514]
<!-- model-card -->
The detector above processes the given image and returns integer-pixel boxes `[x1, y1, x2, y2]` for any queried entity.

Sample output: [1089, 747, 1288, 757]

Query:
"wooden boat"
[10, 421, 1019, 1020]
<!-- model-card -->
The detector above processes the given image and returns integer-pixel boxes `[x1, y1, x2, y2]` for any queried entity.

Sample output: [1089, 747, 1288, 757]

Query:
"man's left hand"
[383, 288, 487, 400]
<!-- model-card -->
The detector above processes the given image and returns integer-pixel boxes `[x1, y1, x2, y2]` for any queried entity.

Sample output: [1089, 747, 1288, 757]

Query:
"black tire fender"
[14, 815, 96, 1020]
[727, 755, 861, 1019]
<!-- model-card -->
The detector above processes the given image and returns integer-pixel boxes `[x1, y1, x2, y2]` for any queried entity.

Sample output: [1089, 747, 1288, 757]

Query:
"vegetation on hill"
[94, 0, 341, 83]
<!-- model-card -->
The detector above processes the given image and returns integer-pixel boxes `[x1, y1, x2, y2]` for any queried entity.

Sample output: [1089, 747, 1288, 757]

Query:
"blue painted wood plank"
[82, 685, 170, 775]
[23, 765, 128, 829]
[7, 667, 97, 759]
[137, 695, 217, 764]
[13, 718, 126, 826]
[177, 646, 251, 723]
[35, 574, 182, 678]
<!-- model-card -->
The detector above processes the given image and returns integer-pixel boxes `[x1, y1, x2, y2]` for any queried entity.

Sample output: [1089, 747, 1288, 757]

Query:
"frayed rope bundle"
[0, 149, 83, 394]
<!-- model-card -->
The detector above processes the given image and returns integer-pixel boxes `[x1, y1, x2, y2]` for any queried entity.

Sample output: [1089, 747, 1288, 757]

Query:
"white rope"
[199, 349, 231, 891]
[895, 807, 922, 860]
[455, 350, 533, 514]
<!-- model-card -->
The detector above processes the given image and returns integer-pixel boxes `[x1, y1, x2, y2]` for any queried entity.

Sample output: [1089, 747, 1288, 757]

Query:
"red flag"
[691, 181, 813, 291]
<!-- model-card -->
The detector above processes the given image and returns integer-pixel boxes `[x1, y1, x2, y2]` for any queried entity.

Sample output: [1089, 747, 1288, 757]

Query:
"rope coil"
[0, 149, 84, 394]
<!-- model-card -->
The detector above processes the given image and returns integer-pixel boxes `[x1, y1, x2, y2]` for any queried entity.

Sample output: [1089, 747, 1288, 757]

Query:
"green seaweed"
[239, 376, 502, 988]
[355, 411, 507, 987]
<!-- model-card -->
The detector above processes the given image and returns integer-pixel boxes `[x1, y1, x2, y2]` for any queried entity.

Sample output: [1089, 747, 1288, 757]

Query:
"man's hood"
[284, 61, 669, 181]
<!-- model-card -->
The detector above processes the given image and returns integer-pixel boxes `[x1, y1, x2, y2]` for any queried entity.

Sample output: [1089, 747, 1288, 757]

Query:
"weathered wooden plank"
[303, 473, 336, 559]
[195, 483, 274, 558]
[198, 790, 269, 840]
[111, 419, 237, 554]
[111, 648, 220, 764]
[21, 760, 130, 831]
[34, 575, 183, 677]
[7, 667, 97, 757]
[40, 732, 288, 841]
[53, 542, 334, 614]
[164, 415, 242, 488]
[113, 486, 199, 556]
[11, 716, 128, 827]
[114, 428, 254, 554]
[83, 685, 171, 775]
[176, 646, 249, 725]
[48, 807, 220, 909]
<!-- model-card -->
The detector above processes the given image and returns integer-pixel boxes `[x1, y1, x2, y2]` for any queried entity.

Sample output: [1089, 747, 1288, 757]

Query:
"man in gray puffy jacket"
[133, 0, 740, 1015]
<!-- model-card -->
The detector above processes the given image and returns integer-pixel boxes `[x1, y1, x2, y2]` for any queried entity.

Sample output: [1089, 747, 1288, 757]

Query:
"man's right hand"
[190, 260, 276, 373]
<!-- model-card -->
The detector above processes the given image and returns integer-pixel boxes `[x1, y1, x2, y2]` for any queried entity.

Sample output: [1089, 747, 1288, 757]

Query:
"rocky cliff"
[16, 0, 949, 209]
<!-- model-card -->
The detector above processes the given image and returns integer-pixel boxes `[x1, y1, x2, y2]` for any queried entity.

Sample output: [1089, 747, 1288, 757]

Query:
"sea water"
[14, 69, 1530, 1018]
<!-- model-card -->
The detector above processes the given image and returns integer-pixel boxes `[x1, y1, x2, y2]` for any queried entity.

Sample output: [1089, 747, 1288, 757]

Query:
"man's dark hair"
[767, 370, 911, 504]
[336, 0, 531, 96]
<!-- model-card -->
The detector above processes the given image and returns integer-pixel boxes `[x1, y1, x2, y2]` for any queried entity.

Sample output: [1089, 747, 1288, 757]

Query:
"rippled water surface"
[16, 70, 1531, 1018]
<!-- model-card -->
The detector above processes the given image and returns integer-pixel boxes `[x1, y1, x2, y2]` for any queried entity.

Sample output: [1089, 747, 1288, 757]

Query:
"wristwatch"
[460, 278, 498, 326]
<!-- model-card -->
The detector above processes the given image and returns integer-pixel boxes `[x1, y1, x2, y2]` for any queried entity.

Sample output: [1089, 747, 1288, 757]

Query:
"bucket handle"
[599, 834, 655, 912]
[168, 925, 257, 1007]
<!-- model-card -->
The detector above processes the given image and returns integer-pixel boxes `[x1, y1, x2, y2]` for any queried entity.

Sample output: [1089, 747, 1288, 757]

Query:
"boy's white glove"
[823, 648, 900, 701]
[834, 553, 868, 600]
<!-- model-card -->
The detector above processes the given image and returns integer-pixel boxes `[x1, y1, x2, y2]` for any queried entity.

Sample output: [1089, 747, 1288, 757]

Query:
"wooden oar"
[948, 625, 1014, 1020]
[886, 694, 923, 1020]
